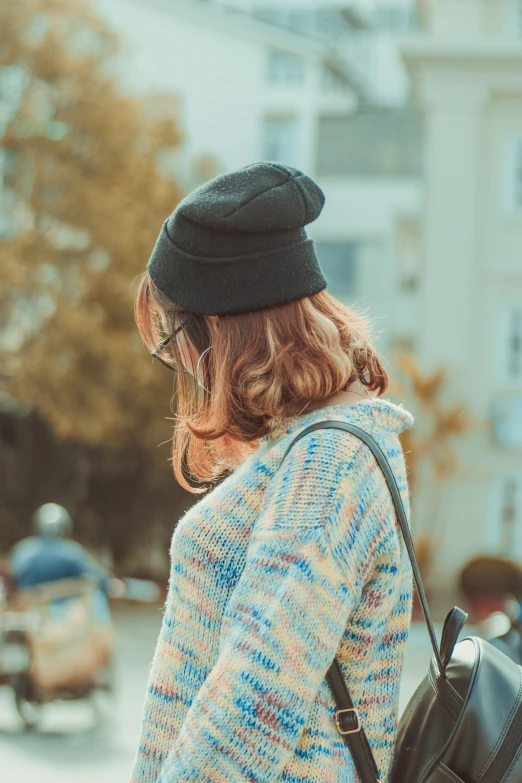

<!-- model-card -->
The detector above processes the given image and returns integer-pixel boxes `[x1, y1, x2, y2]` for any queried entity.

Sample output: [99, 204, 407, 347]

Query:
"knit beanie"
[147, 161, 328, 316]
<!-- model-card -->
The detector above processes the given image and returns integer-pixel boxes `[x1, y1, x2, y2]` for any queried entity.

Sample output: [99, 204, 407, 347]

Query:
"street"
[0, 607, 462, 782]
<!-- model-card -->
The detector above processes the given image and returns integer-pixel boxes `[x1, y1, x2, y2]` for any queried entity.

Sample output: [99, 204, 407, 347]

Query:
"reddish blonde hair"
[135, 272, 389, 494]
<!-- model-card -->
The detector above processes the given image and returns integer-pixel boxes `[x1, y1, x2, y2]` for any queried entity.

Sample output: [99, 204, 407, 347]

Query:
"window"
[508, 308, 522, 378]
[376, 4, 419, 31]
[499, 305, 522, 381]
[317, 8, 344, 36]
[262, 116, 298, 165]
[314, 242, 358, 301]
[316, 109, 423, 178]
[505, 138, 522, 213]
[395, 218, 421, 292]
[284, 9, 316, 35]
[500, 478, 519, 554]
[491, 394, 522, 448]
[266, 49, 305, 85]
[255, 8, 318, 36]
[490, 476, 522, 559]
[515, 0, 522, 35]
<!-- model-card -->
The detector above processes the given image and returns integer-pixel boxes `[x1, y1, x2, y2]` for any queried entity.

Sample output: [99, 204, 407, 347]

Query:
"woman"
[131, 162, 414, 783]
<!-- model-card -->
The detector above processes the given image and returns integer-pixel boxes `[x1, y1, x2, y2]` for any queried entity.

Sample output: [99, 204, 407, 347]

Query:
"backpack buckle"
[335, 707, 361, 735]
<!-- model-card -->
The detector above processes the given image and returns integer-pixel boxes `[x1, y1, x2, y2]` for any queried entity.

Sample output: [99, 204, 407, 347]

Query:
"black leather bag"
[282, 420, 522, 783]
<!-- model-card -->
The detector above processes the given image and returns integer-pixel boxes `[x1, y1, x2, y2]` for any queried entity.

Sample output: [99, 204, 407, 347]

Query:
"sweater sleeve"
[155, 430, 374, 783]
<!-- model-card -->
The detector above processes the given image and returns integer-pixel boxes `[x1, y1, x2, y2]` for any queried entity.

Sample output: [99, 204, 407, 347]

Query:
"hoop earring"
[195, 345, 213, 394]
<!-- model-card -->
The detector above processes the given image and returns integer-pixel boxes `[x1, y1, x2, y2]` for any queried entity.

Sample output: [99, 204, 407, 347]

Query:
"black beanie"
[147, 161, 328, 316]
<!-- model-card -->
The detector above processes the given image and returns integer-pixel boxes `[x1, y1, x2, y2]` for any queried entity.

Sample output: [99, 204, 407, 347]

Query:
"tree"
[0, 0, 197, 568]
[0, 0, 183, 449]
[390, 352, 482, 593]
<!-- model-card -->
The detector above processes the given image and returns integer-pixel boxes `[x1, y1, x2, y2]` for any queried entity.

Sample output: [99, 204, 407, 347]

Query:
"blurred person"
[7, 504, 115, 707]
[131, 162, 415, 783]
[459, 555, 522, 623]
[9, 503, 111, 594]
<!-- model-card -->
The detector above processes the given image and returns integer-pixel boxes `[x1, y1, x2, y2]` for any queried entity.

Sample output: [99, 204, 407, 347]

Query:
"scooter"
[0, 577, 34, 691]
[0, 577, 115, 729]
[0, 574, 161, 729]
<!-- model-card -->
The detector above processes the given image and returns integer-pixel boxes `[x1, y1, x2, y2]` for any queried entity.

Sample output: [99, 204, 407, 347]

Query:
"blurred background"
[2, 0, 522, 779]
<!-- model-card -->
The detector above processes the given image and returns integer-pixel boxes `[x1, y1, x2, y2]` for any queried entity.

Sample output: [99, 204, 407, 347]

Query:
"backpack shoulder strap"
[280, 419, 444, 783]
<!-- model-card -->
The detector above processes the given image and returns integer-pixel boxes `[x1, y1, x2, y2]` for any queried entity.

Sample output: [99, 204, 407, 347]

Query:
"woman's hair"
[135, 272, 389, 494]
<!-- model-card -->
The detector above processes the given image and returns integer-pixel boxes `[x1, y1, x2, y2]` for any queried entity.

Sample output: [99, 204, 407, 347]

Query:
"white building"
[94, 0, 522, 599]
[226, 0, 419, 106]
[94, 0, 422, 356]
[400, 0, 522, 595]
[94, 0, 358, 179]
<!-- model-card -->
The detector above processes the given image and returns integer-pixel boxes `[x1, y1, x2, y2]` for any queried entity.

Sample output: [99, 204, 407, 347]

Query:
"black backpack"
[282, 420, 522, 783]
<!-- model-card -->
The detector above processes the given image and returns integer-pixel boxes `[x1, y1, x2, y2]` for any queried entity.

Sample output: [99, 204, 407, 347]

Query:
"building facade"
[401, 0, 522, 593]
[94, 0, 423, 360]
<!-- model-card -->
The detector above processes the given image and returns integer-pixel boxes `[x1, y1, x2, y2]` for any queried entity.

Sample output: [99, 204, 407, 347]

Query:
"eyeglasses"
[150, 321, 190, 373]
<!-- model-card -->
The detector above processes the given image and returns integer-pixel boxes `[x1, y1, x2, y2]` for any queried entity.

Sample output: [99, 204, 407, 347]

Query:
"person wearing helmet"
[8, 503, 110, 593]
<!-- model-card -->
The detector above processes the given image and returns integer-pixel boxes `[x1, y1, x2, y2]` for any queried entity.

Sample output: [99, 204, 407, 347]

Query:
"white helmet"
[33, 503, 73, 538]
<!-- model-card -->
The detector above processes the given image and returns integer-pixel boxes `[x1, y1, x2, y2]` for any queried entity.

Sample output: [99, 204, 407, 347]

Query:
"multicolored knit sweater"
[130, 396, 415, 783]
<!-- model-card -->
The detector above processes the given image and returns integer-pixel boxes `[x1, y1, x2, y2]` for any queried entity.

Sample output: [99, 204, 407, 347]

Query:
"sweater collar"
[258, 396, 414, 446]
